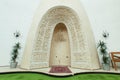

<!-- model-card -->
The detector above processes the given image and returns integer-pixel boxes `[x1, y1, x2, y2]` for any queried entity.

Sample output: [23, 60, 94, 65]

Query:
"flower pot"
[10, 62, 18, 68]
[102, 63, 110, 71]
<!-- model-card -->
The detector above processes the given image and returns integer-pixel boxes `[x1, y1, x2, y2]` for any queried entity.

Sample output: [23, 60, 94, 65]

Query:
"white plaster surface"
[20, 0, 100, 69]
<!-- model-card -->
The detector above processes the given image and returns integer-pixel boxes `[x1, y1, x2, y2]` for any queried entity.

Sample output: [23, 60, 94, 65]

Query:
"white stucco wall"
[0, 0, 120, 66]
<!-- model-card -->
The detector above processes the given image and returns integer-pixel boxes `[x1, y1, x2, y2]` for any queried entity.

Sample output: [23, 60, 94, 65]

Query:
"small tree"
[10, 31, 21, 68]
[97, 31, 110, 70]
[11, 42, 21, 62]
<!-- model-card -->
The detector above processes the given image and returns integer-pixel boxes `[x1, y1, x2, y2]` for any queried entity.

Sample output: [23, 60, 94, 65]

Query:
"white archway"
[31, 6, 89, 69]
[20, 5, 100, 69]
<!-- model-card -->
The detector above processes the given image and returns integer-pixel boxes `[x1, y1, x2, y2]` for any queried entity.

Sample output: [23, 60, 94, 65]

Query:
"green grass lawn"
[0, 72, 120, 80]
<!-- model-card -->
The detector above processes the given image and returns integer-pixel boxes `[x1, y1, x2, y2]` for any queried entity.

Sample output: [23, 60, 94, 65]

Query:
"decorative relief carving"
[31, 7, 90, 68]
[71, 62, 91, 69]
[31, 52, 48, 62]
[74, 53, 87, 61]
[30, 62, 48, 69]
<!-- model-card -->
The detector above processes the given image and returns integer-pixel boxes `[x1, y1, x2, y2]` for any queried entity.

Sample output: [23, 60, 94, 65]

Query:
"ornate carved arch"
[30, 6, 90, 69]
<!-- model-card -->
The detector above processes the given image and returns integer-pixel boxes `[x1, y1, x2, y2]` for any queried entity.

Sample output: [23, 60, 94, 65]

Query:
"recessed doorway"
[49, 23, 71, 66]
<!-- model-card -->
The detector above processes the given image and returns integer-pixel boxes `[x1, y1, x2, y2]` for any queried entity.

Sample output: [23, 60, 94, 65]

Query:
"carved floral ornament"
[30, 6, 91, 68]
[34, 7, 87, 52]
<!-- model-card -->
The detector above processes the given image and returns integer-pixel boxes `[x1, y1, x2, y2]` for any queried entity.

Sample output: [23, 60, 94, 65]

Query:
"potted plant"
[10, 31, 21, 68]
[97, 31, 110, 70]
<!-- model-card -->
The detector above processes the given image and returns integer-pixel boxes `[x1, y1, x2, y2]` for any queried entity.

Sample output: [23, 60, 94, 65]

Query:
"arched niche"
[20, 6, 100, 70]
[49, 23, 71, 66]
